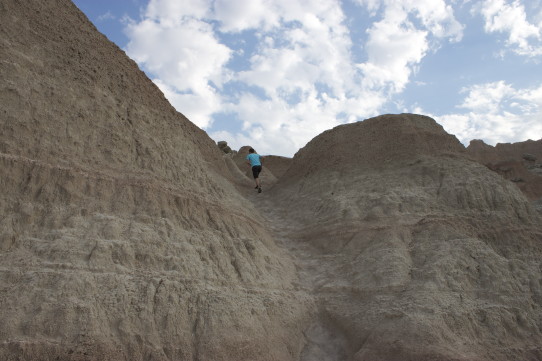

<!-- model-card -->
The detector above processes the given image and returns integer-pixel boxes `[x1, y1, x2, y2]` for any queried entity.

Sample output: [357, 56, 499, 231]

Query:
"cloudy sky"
[73, 0, 542, 156]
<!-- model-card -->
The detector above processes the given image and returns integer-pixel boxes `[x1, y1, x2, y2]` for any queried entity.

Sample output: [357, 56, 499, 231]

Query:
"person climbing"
[246, 148, 263, 193]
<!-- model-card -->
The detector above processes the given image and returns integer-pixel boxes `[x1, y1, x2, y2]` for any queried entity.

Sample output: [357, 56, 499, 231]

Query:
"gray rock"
[217, 140, 233, 153]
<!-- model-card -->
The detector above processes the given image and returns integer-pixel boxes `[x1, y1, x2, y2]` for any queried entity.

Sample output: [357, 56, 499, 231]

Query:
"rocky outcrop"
[467, 139, 542, 164]
[217, 140, 233, 154]
[467, 139, 542, 202]
[0, 1, 312, 360]
[261, 155, 292, 180]
[268, 114, 542, 361]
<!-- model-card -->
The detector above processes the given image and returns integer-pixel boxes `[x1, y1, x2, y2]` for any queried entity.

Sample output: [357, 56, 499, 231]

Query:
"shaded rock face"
[269, 114, 542, 361]
[261, 155, 292, 180]
[467, 139, 542, 203]
[0, 1, 312, 360]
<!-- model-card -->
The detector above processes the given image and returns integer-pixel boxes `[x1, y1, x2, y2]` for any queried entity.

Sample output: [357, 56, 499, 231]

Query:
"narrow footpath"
[242, 185, 351, 361]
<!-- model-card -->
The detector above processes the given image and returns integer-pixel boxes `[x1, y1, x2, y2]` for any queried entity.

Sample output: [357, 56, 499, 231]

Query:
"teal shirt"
[246, 153, 261, 166]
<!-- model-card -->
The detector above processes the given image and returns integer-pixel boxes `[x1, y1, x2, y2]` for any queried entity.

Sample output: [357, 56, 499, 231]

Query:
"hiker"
[246, 148, 263, 193]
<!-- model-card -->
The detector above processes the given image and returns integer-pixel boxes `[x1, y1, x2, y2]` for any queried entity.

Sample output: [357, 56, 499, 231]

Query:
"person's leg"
[256, 176, 262, 192]
[252, 166, 262, 191]
[252, 166, 260, 188]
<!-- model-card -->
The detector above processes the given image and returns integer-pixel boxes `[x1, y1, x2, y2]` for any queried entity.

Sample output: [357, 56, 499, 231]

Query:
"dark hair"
[249, 148, 255, 153]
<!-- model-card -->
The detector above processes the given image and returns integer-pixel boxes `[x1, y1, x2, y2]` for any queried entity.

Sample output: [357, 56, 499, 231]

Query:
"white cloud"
[144, 0, 209, 21]
[435, 81, 542, 146]
[359, 18, 428, 93]
[97, 11, 115, 22]
[213, 0, 280, 32]
[124, 0, 232, 128]
[459, 80, 514, 112]
[153, 79, 221, 128]
[354, 0, 463, 40]
[219, 0, 463, 154]
[477, 0, 542, 56]
[122, 0, 516, 155]
[356, 0, 462, 95]
[217, 0, 371, 155]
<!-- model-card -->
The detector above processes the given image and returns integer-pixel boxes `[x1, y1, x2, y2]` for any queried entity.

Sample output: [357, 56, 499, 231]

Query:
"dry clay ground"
[240, 162, 542, 361]
[238, 176, 348, 361]
[228, 146, 348, 360]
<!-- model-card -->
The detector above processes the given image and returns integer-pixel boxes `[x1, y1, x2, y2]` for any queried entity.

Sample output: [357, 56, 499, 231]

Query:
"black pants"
[252, 165, 262, 179]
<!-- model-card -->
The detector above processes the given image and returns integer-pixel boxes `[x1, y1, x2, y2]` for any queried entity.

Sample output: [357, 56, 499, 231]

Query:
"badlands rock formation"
[266, 114, 542, 360]
[260, 155, 293, 180]
[467, 139, 542, 165]
[1, 1, 542, 361]
[0, 1, 311, 360]
[467, 139, 542, 206]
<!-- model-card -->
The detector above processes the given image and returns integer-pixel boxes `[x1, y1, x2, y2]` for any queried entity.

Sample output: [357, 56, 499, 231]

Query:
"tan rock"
[467, 139, 542, 202]
[266, 114, 542, 361]
[262, 155, 292, 180]
[0, 1, 312, 360]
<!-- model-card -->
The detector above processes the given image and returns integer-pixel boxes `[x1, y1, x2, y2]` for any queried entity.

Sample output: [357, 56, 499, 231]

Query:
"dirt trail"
[242, 185, 351, 361]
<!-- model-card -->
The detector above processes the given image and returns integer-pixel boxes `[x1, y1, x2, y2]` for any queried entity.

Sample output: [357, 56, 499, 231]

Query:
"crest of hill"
[0, 1, 311, 360]
[467, 138, 542, 164]
[290, 113, 464, 177]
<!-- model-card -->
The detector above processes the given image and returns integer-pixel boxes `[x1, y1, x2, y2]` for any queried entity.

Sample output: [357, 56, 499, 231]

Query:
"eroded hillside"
[0, 1, 312, 360]
[260, 114, 542, 361]
[1, 1, 542, 361]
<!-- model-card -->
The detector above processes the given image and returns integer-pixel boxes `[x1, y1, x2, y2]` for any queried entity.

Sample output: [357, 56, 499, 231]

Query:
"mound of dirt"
[289, 113, 464, 176]
[268, 114, 542, 361]
[0, 1, 312, 360]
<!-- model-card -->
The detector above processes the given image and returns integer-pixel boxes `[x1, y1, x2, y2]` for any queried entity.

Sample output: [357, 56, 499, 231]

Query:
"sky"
[72, 0, 542, 157]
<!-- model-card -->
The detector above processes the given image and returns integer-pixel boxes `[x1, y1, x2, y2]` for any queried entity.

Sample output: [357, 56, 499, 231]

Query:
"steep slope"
[267, 114, 542, 361]
[0, 1, 312, 360]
